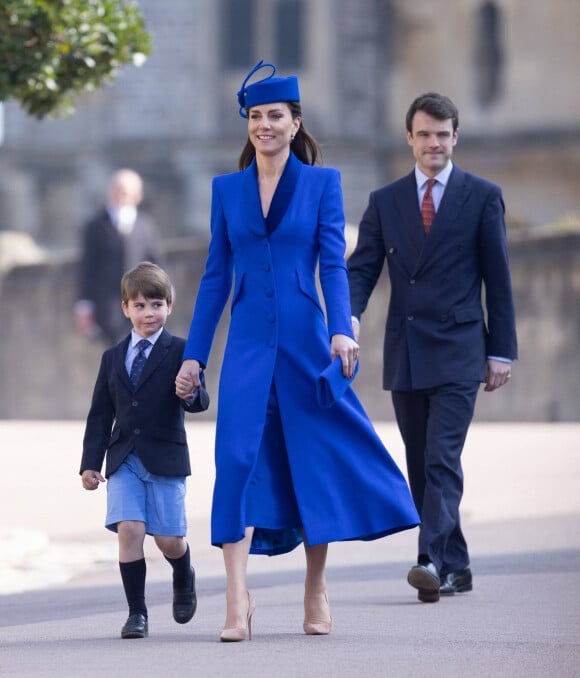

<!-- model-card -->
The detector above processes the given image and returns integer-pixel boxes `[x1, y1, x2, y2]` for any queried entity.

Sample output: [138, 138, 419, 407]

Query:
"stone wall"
[0, 232, 578, 421]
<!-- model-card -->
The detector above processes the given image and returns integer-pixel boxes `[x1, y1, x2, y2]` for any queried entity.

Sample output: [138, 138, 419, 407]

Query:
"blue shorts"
[105, 452, 187, 536]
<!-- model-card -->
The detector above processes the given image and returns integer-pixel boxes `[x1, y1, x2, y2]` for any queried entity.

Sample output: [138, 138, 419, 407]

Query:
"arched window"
[474, 1, 504, 107]
[221, 0, 304, 70]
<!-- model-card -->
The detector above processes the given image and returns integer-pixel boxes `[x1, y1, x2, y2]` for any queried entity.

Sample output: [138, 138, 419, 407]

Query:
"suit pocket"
[151, 427, 187, 444]
[453, 306, 484, 324]
[295, 269, 324, 314]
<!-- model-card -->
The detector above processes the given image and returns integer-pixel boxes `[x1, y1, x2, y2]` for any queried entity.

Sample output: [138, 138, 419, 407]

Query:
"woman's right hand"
[176, 359, 201, 399]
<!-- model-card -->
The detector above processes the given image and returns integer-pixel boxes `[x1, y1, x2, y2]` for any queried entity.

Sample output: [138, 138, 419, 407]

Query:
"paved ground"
[0, 421, 579, 677]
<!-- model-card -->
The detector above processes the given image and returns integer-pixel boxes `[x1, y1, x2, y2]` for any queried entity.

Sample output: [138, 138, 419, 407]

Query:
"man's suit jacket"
[348, 165, 517, 391]
[80, 329, 209, 478]
[78, 209, 165, 344]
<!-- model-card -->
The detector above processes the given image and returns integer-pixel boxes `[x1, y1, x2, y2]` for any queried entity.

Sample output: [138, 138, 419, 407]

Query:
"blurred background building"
[0, 0, 579, 420]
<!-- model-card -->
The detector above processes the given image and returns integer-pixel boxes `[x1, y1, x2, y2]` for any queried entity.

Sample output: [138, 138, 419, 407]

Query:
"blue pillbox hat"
[237, 60, 300, 118]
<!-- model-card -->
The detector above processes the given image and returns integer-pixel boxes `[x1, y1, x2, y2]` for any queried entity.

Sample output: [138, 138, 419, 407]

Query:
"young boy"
[80, 261, 209, 639]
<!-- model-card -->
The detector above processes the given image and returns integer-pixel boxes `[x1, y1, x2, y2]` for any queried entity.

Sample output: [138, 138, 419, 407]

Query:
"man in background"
[75, 168, 165, 344]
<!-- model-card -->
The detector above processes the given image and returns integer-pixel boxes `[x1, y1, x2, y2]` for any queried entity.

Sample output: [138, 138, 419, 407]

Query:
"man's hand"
[484, 359, 512, 392]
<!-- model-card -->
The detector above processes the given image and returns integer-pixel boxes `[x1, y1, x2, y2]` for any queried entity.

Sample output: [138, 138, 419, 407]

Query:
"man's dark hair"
[406, 92, 459, 134]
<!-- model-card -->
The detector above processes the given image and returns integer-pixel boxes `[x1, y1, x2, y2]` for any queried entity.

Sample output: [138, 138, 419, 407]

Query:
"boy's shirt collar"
[131, 327, 163, 347]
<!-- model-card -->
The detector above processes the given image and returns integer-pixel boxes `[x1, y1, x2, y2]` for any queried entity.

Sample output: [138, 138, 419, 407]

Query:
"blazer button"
[407, 315, 414, 321]
[388, 247, 396, 254]
[265, 288, 274, 297]
[410, 279, 416, 285]
[134, 428, 141, 435]
[132, 401, 138, 407]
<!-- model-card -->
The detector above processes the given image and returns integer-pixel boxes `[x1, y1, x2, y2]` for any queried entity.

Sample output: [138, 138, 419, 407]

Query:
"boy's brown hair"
[121, 261, 173, 305]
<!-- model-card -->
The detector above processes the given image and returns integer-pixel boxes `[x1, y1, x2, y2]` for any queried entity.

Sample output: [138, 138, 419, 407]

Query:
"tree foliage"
[0, 0, 152, 119]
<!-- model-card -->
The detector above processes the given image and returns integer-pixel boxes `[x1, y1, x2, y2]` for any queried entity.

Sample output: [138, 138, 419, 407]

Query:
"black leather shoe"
[407, 562, 440, 603]
[440, 567, 472, 596]
[173, 567, 197, 624]
[121, 613, 148, 639]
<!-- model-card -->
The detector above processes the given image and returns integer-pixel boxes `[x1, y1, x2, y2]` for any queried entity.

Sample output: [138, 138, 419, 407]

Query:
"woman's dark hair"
[238, 101, 322, 169]
[405, 92, 459, 134]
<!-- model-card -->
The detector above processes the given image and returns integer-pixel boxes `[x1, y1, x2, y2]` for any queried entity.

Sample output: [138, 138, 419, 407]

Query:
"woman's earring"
[290, 133, 295, 143]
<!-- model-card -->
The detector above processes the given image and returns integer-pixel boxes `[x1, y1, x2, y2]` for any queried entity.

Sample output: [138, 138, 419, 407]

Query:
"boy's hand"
[82, 469, 105, 490]
[176, 359, 201, 399]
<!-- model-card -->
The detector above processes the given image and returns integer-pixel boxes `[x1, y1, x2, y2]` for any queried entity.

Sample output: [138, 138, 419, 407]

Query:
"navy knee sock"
[119, 558, 147, 617]
[164, 543, 193, 588]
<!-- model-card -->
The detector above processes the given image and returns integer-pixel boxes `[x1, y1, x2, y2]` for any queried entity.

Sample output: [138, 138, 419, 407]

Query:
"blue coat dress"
[184, 152, 419, 555]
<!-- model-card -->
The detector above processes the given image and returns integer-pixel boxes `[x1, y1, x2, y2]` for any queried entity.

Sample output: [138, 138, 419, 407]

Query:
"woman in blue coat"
[176, 62, 419, 641]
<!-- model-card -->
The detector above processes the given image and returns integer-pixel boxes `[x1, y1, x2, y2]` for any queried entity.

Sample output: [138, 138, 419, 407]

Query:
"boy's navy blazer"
[80, 328, 209, 478]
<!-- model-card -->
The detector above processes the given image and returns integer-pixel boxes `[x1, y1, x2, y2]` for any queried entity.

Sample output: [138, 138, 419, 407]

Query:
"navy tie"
[130, 339, 151, 387]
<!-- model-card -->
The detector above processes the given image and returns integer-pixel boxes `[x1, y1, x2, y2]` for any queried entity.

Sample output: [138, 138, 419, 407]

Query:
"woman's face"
[247, 103, 300, 157]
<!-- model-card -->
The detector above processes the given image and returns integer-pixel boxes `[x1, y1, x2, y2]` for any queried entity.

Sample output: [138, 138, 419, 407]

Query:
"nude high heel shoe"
[220, 592, 255, 642]
[303, 592, 332, 635]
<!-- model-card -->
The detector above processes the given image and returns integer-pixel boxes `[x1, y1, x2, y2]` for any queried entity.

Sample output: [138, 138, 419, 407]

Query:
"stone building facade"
[0, 0, 579, 421]
[1, 0, 579, 247]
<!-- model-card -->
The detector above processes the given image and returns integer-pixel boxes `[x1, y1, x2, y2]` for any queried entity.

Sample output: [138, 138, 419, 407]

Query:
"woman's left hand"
[331, 333, 359, 378]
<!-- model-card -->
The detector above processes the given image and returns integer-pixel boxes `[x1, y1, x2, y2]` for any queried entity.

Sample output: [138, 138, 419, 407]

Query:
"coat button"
[132, 401, 138, 407]
[407, 315, 414, 321]
[265, 288, 274, 297]
[388, 247, 395, 254]
[410, 279, 416, 285]
[134, 428, 141, 435]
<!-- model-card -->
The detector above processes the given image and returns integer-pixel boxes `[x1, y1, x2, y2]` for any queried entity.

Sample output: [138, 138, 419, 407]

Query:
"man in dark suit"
[348, 92, 517, 603]
[75, 168, 165, 344]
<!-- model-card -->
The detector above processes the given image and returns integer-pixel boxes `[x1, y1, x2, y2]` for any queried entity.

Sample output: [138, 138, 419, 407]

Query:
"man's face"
[406, 110, 458, 177]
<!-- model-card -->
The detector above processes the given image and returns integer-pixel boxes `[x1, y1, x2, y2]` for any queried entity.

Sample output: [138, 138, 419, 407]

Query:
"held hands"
[81, 469, 105, 491]
[176, 359, 201, 400]
[331, 334, 359, 379]
[484, 358, 512, 392]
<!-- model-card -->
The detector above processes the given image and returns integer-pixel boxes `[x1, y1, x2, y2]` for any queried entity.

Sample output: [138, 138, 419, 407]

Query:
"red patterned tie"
[421, 178, 436, 233]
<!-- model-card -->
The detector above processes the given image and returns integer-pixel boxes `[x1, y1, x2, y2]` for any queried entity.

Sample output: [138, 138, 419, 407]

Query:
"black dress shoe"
[407, 562, 440, 603]
[440, 567, 472, 596]
[121, 613, 148, 639]
[173, 567, 197, 624]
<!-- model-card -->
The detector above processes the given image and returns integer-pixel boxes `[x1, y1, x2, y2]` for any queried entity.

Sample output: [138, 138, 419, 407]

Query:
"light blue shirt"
[414, 161, 453, 213]
[125, 328, 162, 375]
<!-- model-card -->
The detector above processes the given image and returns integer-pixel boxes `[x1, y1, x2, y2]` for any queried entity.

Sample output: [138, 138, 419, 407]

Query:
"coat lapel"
[115, 336, 133, 390]
[392, 173, 425, 271]
[135, 329, 171, 390]
[414, 166, 470, 273]
[265, 151, 302, 234]
[240, 160, 267, 237]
